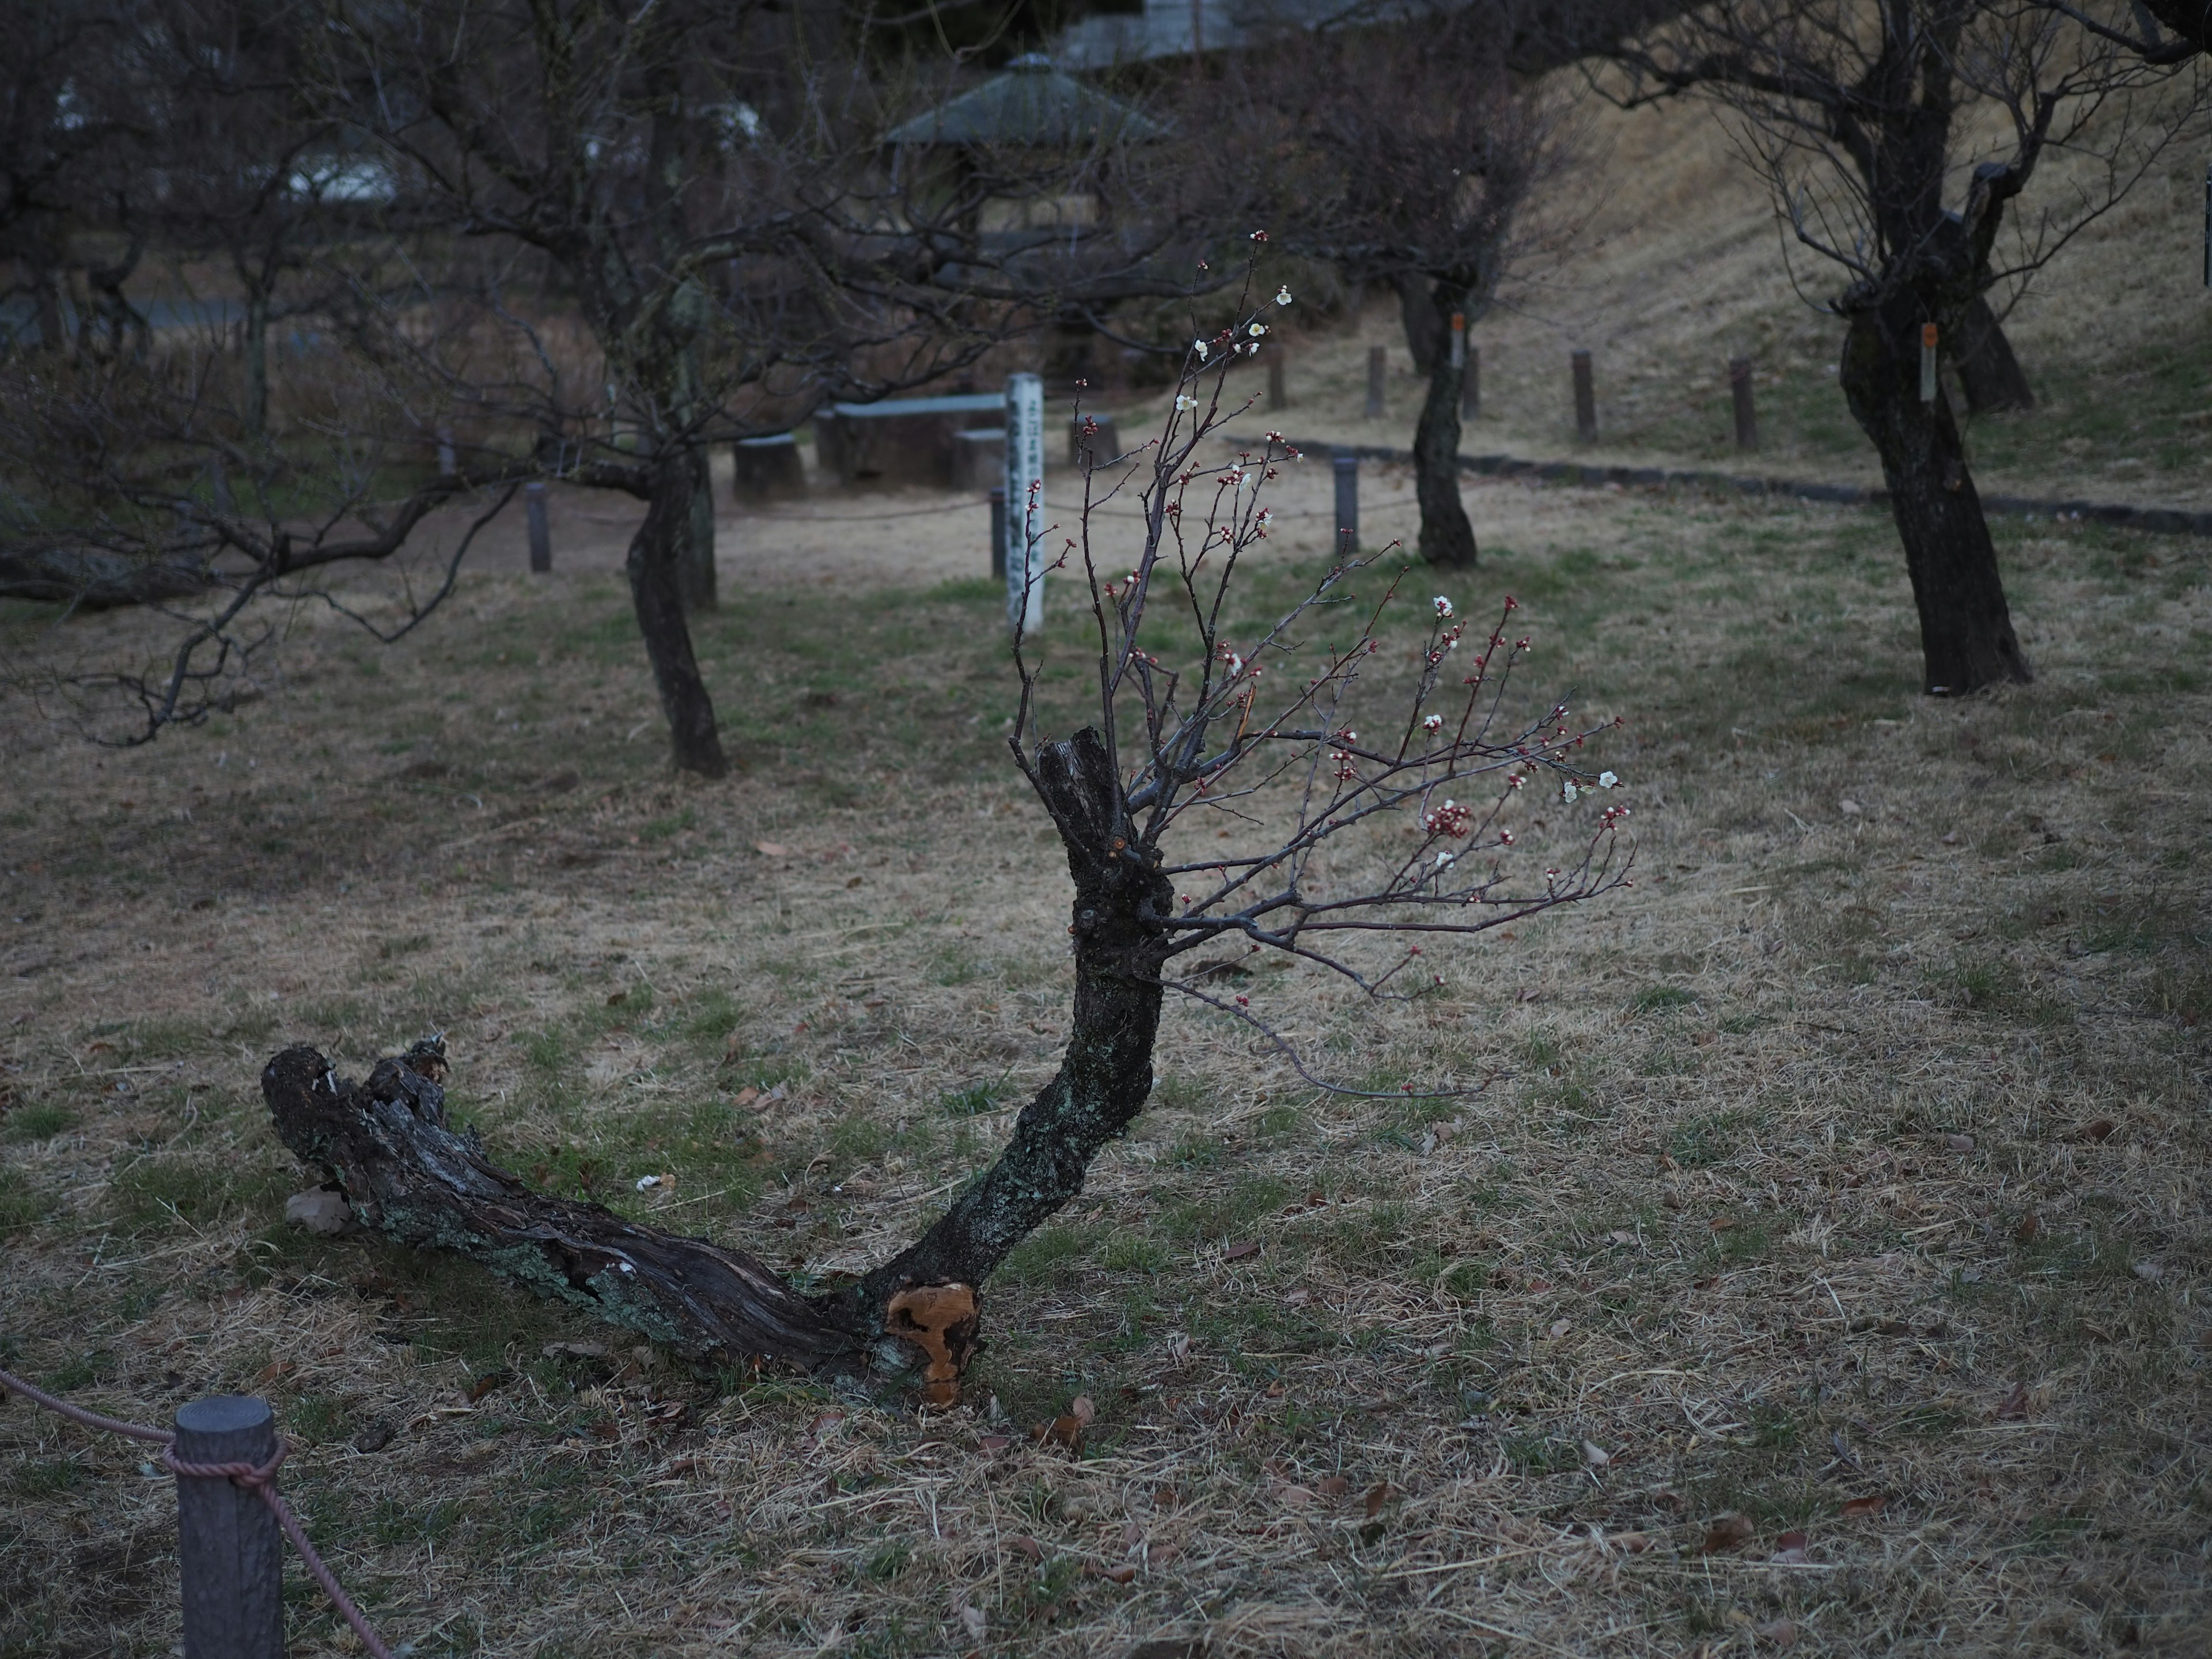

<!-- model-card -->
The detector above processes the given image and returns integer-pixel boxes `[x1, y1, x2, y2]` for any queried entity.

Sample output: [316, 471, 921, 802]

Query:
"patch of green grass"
[1099, 1230, 1168, 1274]
[1668, 1108, 1763, 1168]
[2, 1101, 74, 1142]
[289, 1394, 352, 1445]
[1630, 984, 1698, 1016]
[938, 1080, 1003, 1116]
[12, 1459, 85, 1498]
[1001, 1224, 1089, 1286]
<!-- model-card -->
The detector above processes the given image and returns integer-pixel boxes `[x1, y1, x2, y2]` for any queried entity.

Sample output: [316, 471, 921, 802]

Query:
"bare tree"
[262, 272, 1632, 1397]
[1, 0, 1194, 759]
[1608, 1, 2210, 694]
[1237, 9, 1578, 569]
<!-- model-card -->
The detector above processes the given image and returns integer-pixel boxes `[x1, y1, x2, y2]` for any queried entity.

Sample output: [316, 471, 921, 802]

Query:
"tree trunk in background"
[1953, 297, 2034, 415]
[243, 290, 269, 439]
[854, 727, 1172, 1303]
[1839, 304, 2032, 695]
[1412, 282, 1478, 569]
[628, 456, 729, 776]
[1394, 272, 1445, 374]
[679, 447, 717, 613]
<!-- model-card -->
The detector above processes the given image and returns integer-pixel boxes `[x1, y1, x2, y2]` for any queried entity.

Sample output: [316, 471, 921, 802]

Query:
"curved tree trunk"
[1412, 281, 1478, 569]
[262, 727, 1171, 1400]
[628, 455, 729, 777]
[1954, 297, 2034, 415]
[1840, 304, 2032, 695]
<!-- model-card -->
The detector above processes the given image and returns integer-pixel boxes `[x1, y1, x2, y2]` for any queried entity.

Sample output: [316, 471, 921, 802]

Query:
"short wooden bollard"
[525, 481, 551, 573]
[1365, 346, 1387, 419]
[989, 486, 1007, 581]
[175, 1395, 284, 1659]
[1729, 356, 1758, 450]
[1571, 350, 1596, 442]
[1463, 344, 1480, 419]
[1267, 354, 1286, 412]
[1332, 452, 1358, 558]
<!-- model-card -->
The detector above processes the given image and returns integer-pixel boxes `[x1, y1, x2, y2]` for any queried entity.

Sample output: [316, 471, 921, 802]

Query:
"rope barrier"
[1, 1363, 396, 1659]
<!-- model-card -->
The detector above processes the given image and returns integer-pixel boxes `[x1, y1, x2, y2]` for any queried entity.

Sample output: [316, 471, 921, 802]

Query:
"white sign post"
[1003, 372, 1046, 637]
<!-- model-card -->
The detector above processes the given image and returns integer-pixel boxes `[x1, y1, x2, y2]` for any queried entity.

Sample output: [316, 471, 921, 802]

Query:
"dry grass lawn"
[3, 453, 2210, 1659]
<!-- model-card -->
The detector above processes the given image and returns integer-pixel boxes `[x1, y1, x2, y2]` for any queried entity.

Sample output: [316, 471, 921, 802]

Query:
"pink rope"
[0, 1363, 173, 1443]
[2, 1365, 396, 1659]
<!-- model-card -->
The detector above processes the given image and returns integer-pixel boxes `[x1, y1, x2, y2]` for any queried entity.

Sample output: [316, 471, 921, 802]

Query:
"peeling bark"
[263, 1041, 873, 1372]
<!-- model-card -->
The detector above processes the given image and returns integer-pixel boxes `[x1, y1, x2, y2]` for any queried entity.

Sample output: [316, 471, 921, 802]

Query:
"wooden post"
[1571, 350, 1596, 442]
[525, 482, 551, 573]
[1463, 345, 1480, 419]
[1267, 354, 1286, 412]
[1332, 452, 1358, 558]
[990, 486, 1006, 581]
[174, 1395, 283, 1659]
[1729, 357, 1758, 451]
[1365, 346, 1387, 419]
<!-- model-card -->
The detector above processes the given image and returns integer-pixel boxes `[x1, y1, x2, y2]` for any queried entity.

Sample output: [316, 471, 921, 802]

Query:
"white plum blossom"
[1275, 286, 1293, 306]
[1175, 393, 1197, 412]
[1248, 321, 1267, 337]
[1422, 714, 1443, 732]
[1193, 338, 1208, 359]
[1599, 770, 1619, 789]
[1433, 596, 1455, 619]
[1562, 781, 1579, 803]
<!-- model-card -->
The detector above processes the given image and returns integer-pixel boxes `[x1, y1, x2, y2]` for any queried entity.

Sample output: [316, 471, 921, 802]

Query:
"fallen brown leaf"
[1609, 1531, 1653, 1554]
[1363, 1481, 1392, 1519]
[1069, 1395, 1098, 1426]
[1755, 1618, 1799, 1647]
[1943, 1133, 1975, 1152]
[1006, 1535, 1043, 1562]
[1708, 1214, 1737, 1232]
[1317, 1476, 1350, 1499]
[1994, 1382, 2030, 1421]
[1840, 1494, 1888, 1520]
[2082, 1118, 2116, 1141]
[1771, 1528, 1809, 1565]
[808, 1410, 846, 1440]
[1222, 1241, 1262, 1261]
[466, 1369, 513, 1403]
[754, 840, 791, 857]
[1039, 1414, 1084, 1452]
[2015, 1211, 2040, 1243]
[1701, 1513, 1756, 1554]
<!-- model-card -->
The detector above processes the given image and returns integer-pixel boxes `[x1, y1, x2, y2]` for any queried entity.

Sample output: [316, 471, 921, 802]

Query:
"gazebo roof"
[884, 54, 1169, 147]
